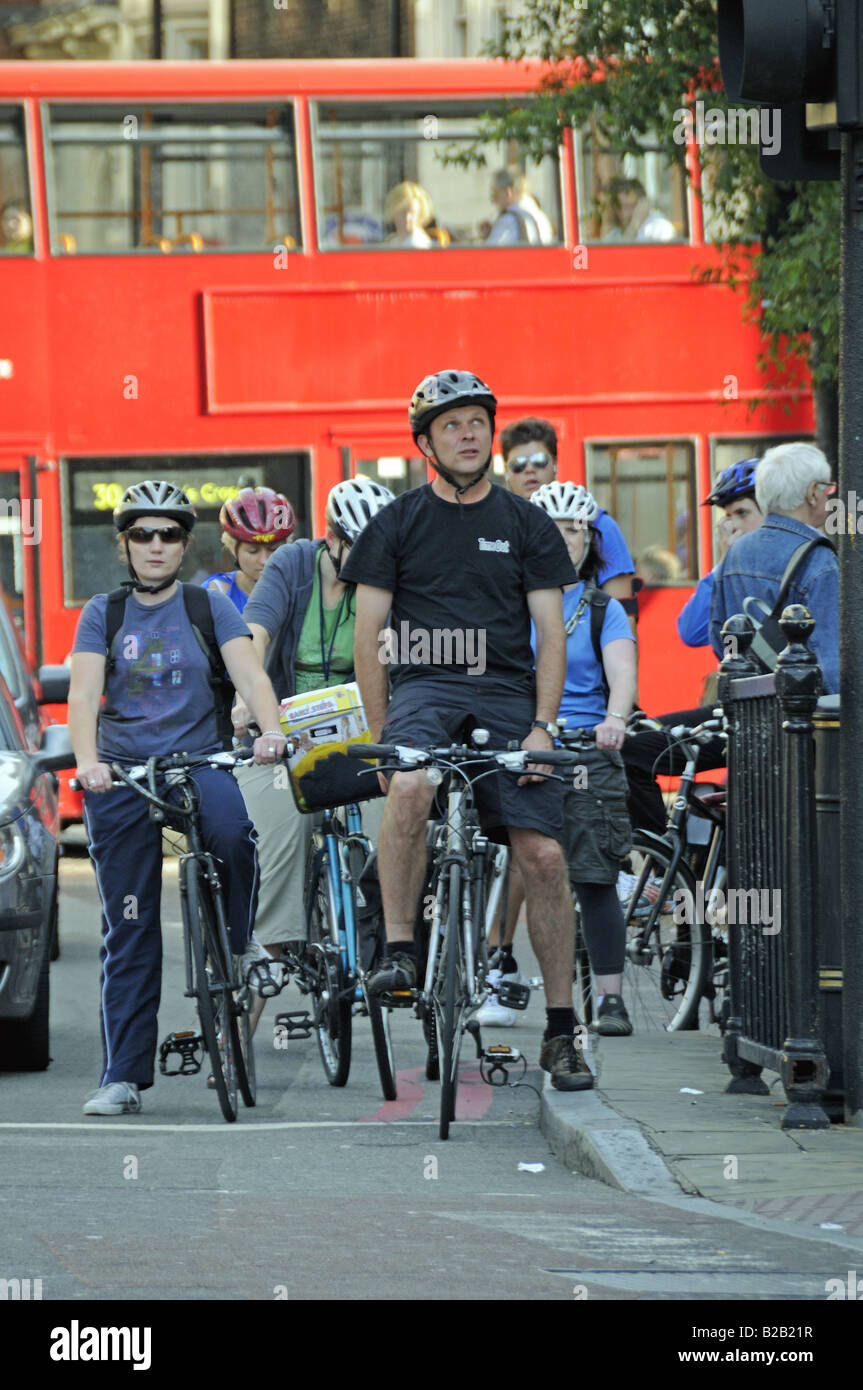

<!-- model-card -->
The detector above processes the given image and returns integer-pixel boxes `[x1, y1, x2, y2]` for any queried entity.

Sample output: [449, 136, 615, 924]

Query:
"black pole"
[152, 0, 162, 59]
[389, 0, 401, 56]
[839, 122, 863, 1126]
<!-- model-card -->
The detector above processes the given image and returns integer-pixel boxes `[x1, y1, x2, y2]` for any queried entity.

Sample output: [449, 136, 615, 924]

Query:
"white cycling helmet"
[326, 477, 395, 544]
[531, 481, 599, 526]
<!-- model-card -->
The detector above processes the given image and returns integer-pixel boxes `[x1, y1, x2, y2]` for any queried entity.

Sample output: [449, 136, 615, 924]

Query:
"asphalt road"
[2, 849, 862, 1348]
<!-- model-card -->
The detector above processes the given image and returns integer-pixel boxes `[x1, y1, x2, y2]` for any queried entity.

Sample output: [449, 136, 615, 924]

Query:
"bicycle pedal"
[497, 980, 530, 1010]
[159, 1030, 203, 1076]
[480, 1044, 527, 1086]
[246, 960, 287, 998]
[274, 1010, 314, 1041]
[378, 988, 416, 1009]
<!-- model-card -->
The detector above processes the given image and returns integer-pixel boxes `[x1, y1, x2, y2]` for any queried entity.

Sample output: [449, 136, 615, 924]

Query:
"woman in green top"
[233, 478, 395, 1024]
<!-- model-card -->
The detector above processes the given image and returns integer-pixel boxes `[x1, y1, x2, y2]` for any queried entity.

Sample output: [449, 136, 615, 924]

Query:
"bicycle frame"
[306, 802, 371, 1003]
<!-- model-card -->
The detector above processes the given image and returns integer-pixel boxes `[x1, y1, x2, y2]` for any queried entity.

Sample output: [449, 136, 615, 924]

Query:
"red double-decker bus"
[0, 58, 812, 810]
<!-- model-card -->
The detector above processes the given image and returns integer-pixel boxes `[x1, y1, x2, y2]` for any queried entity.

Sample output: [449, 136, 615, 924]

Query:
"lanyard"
[317, 546, 349, 684]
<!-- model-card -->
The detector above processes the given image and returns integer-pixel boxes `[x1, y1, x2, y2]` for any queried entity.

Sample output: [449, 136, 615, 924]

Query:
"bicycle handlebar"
[346, 741, 587, 773]
[70, 746, 275, 792]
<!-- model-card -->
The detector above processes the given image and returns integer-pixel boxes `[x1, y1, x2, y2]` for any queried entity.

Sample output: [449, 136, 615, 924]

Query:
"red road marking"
[358, 1065, 494, 1123]
[359, 1066, 426, 1122]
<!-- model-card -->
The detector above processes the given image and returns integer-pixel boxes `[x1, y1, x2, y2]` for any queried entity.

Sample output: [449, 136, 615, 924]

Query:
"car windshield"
[0, 676, 27, 752]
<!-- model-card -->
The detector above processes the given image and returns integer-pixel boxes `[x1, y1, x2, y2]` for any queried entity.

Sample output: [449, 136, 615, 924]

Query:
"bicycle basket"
[279, 681, 383, 814]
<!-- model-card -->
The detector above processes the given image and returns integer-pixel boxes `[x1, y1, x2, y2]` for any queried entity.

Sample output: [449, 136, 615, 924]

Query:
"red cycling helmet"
[219, 487, 296, 544]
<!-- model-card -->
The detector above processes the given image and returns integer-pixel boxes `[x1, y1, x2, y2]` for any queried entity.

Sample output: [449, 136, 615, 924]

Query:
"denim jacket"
[709, 514, 838, 692]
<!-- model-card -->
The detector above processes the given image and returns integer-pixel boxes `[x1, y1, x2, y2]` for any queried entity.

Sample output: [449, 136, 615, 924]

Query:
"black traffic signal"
[717, 0, 863, 179]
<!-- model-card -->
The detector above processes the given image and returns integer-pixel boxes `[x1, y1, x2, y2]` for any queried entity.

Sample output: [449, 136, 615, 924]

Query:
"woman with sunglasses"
[68, 481, 287, 1117]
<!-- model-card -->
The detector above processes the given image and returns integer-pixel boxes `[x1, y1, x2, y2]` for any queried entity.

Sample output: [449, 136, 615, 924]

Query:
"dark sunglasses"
[126, 525, 186, 544]
[507, 452, 554, 473]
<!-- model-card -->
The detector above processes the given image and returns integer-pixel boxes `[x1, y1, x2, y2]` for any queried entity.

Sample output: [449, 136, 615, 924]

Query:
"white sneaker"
[476, 966, 528, 1028]
[616, 869, 670, 912]
[83, 1081, 141, 1116]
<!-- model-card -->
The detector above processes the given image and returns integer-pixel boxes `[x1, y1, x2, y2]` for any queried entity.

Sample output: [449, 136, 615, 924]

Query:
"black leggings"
[622, 704, 727, 836]
[573, 880, 625, 976]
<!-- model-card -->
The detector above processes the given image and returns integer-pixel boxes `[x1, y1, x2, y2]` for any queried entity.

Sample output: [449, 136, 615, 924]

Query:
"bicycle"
[275, 800, 397, 1101]
[350, 733, 573, 1140]
[75, 749, 258, 1123]
[616, 716, 728, 1032]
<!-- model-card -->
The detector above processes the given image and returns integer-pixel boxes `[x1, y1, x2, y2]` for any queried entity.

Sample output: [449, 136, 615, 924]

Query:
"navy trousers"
[84, 766, 258, 1090]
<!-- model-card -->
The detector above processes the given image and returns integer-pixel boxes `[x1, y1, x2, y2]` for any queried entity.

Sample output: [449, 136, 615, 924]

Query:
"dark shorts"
[562, 744, 632, 885]
[381, 677, 564, 844]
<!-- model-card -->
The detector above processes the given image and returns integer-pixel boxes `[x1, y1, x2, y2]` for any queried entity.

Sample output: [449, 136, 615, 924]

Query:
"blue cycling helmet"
[703, 458, 759, 507]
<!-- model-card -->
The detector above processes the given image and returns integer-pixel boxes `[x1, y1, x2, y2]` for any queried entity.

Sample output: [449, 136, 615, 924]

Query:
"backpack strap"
[587, 585, 611, 701]
[775, 536, 835, 611]
[104, 586, 131, 675]
[181, 584, 235, 749]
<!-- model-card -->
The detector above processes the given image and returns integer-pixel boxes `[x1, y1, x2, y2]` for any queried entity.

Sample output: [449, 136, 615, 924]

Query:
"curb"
[540, 1078, 683, 1198]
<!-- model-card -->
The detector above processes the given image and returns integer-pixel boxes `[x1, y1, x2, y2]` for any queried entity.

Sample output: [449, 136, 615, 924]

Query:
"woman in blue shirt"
[203, 487, 296, 614]
[483, 482, 638, 1034]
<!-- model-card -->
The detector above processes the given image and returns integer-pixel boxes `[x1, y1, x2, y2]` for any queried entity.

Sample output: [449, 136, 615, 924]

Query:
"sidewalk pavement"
[539, 1026, 863, 1240]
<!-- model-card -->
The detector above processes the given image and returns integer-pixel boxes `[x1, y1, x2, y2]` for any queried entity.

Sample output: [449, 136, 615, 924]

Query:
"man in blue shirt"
[500, 417, 638, 634]
[709, 443, 838, 691]
[677, 458, 763, 648]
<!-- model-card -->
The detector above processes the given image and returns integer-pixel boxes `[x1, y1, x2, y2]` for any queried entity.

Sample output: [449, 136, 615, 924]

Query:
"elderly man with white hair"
[709, 442, 838, 691]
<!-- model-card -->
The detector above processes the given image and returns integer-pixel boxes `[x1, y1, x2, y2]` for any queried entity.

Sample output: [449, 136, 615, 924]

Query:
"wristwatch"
[531, 719, 560, 739]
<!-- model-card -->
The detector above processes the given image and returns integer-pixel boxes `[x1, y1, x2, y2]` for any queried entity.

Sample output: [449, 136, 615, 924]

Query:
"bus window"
[576, 125, 689, 245]
[586, 441, 698, 584]
[45, 104, 300, 254]
[311, 99, 562, 250]
[354, 456, 428, 496]
[61, 454, 311, 603]
[0, 107, 33, 255]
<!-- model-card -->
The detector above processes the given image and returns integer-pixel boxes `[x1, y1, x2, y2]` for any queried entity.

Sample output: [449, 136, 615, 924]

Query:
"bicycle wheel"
[619, 834, 710, 1032]
[306, 845, 352, 1087]
[185, 863, 238, 1122]
[346, 835, 396, 1101]
[572, 891, 596, 1027]
[436, 863, 464, 1141]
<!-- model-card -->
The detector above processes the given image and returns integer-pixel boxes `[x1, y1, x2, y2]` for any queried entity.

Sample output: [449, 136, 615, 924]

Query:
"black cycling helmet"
[113, 480, 197, 532]
[409, 369, 497, 442]
[703, 459, 759, 508]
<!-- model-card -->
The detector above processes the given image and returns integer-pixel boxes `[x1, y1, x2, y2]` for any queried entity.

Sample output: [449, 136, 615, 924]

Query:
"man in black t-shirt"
[340, 368, 592, 1091]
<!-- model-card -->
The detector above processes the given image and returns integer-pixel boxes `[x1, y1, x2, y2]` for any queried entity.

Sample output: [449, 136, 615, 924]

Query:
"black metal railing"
[717, 605, 831, 1129]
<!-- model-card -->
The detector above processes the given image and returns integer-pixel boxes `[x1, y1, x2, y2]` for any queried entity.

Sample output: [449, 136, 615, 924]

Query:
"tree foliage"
[471, 0, 839, 399]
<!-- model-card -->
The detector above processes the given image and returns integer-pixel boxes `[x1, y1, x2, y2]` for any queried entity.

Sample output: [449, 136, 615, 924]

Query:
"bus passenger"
[69, 481, 287, 1116]
[384, 182, 434, 248]
[602, 178, 677, 243]
[636, 545, 682, 586]
[0, 200, 33, 253]
[233, 478, 395, 1031]
[486, 169, 554, 245]
[203, 486, 296, 614]
[677, 459, 762, 649]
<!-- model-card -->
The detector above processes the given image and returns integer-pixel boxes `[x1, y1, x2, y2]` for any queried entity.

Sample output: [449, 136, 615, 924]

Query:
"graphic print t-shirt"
[73, 587, 249, 761]
[340, 483, 576, 691]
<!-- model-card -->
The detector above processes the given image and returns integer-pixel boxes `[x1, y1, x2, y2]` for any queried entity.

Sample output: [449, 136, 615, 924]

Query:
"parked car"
[0, 588, 74, 1069]
[0, 684, 74, 1071]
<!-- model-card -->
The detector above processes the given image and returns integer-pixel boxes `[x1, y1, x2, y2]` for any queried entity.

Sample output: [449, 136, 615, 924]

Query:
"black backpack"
[103, 584, 235, 749]
[565, 582, 611, 699]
